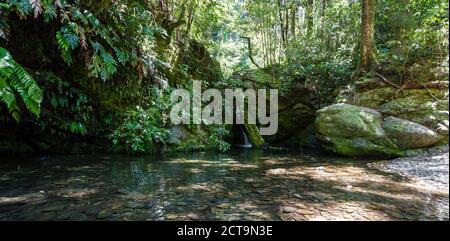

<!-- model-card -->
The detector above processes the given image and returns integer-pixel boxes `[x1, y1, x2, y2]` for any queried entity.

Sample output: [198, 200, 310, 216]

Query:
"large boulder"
[326, 76, 449, 157]
[316, 104, 401, 157]
[316, 103, 447, 157]
[383, 117, 443, 149]
[167, 126, 189, 145]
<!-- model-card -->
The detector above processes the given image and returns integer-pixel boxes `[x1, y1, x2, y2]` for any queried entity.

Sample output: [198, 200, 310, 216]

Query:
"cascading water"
[239, 125, 253, 148]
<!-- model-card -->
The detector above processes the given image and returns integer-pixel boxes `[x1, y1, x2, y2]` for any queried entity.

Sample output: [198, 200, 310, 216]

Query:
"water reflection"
[0, 150, 448, 221]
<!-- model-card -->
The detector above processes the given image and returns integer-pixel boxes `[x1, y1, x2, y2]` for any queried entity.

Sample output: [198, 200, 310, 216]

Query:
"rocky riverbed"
[0, 150, 448, 221]
[372, 145, 449, 191]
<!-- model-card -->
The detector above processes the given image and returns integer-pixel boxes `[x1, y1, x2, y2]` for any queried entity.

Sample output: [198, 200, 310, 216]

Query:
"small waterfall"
[239, 125, 253, 148]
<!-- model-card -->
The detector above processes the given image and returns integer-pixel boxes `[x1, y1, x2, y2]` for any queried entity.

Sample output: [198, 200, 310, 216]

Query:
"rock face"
[167, 126, 188, 145]
[165, 125, 209, 151]
[270, 100, 316, 147]
[316, 77, 449, 157]
[230, 68, 316, 148]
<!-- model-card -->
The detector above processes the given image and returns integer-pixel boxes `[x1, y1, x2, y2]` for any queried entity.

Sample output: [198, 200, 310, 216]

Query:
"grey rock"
[384, 117, 442, 149]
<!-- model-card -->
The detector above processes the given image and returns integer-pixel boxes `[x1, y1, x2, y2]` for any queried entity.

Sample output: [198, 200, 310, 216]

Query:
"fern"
[3, 1, 140, 82]
[41, 0, 57, 22]
[88, 42, 118, 81]
[9, 0, 33, 18]
[29, 0, 42, 18]
[101, 52, 117, 76]
[0, 47, 43, 122]
[56, 26, 79, 65]
[114, 47, 129, 65]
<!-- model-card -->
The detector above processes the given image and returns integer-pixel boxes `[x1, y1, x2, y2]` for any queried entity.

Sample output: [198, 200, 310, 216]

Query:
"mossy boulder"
[165, 125, 211, 152]
[167, 126, 189, 145]
[316, 104, 401, 157]
[384, 117, 443, 149]
[379, 94, 449, 134]
[315, 103, 448, 157]
[328, 77, 449, 157]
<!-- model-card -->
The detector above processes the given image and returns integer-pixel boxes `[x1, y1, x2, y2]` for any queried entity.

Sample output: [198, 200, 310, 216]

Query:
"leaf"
[56, 26, 80, 65]
[0, 47, 43, 121]
[28, 0, 42, 18]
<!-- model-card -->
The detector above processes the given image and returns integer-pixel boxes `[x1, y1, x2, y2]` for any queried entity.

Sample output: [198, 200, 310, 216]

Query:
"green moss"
[243, 124, 265, 148]
[322, 137, 405, 157]
[354, 87, 448, 110]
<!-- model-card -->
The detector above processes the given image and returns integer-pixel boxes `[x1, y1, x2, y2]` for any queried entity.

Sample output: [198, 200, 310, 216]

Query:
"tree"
[359, 0, 377, 73]
[306, 0, 314, 38]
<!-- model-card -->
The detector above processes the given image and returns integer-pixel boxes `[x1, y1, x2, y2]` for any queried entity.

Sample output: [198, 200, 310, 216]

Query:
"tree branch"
[241, 36, 261, 69]
[375, 72, 400, 88]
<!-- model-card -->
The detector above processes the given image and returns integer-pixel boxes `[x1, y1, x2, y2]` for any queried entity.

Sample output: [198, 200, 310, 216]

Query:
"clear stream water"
[0, 150, 448, 221]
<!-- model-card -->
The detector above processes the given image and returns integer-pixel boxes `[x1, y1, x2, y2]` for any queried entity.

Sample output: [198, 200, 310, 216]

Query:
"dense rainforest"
[0, 0, 448, 156]
[0, 0, 449, 222]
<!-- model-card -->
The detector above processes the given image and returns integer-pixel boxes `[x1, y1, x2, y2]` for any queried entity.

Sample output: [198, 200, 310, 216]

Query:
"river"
[0, 150, 448, 221]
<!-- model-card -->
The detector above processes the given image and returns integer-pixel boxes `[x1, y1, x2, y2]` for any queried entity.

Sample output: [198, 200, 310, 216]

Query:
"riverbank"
[372, 145, 449, 192]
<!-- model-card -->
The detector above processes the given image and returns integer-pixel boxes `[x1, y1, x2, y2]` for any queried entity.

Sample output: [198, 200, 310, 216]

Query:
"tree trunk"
[185, 3, 196, 35]
[306, 0, 314, 38]
[277, 0, 286, 45]
[359, 0, 376, 73]
[290, 4, 296, 37]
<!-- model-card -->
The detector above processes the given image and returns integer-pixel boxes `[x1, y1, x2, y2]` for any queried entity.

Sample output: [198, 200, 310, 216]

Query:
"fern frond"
[29, 0, 42, 18]
[114, 47, 129, 65]
[101, 52, 117, 75]
[11, 0, 33, 18]
[0, 47, 43, 121]
[41, 0, 57, 22]
[56, 26, 79, 65]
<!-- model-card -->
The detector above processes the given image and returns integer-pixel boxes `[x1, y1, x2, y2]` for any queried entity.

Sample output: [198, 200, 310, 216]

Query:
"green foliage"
[56, 25, 80, 65]
[0, 47, 42, 121]
[172, 125, 231, 153]
[208, 125, 231, 152]
[35, 71, 93, 136]
[1, 0, 159, 81]
[111, 106, 169, 153]
[377, 0, 449, 84]
[179, 138, 207, 152]
[110, 85, 173, 153]
[1, 0, 448, 154]
[89, 45, 118, 81]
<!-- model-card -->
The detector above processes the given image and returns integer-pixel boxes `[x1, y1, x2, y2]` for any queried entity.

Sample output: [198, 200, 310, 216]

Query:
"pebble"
[282, 206, 297, 213]
[85, 206, 101, 216]
[295, 209, 315, 215]
[187, 213, 200, 220]
[216, 203, 230, 209]
[97, 209, 114, 220]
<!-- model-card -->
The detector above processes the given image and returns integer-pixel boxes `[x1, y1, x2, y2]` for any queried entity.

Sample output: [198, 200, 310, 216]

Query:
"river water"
[0, 150, 448, 221]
